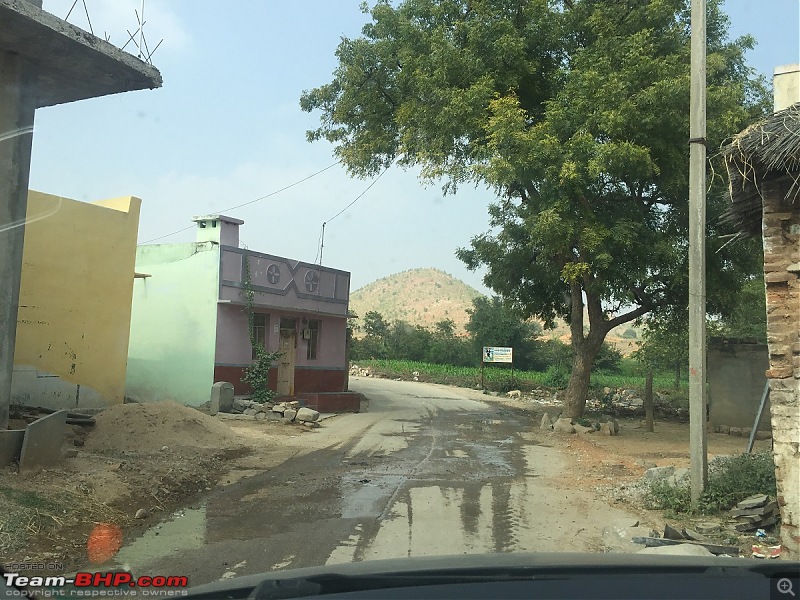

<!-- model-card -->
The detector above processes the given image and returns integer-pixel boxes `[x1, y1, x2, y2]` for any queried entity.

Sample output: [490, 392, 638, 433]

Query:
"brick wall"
[761, 177, 800, 560]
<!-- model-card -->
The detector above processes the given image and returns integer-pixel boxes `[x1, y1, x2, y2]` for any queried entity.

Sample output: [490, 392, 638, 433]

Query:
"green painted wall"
[125, 242, 219, 406]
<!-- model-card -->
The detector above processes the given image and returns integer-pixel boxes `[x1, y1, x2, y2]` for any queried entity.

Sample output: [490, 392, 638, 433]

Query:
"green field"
[352, 359, 687, 394]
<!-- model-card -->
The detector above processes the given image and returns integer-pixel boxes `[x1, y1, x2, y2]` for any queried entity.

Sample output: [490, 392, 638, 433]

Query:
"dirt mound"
[85, 400, 242, 452]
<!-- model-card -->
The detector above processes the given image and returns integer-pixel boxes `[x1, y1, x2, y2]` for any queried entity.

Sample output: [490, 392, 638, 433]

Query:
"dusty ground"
[0, 401, 318, 572]
[459, 387, 777, 554]
[0, 386, 777, 575]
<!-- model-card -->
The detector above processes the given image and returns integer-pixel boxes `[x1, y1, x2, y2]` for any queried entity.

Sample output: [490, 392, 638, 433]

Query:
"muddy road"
[111, 379, 638, 586]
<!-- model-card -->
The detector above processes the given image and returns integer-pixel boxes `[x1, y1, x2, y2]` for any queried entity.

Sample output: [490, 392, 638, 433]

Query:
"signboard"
[483, 346, 513, 363]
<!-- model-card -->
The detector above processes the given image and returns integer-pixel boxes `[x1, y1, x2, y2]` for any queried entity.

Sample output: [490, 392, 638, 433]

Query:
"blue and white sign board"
[483, 346, 513, 363]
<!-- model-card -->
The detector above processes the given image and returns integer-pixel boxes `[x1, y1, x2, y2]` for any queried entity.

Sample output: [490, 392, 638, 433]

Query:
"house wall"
[707, 339, 770, 430]
[12, 191, 140, 409]
[218, 247, 350, 317]
[761, 177, 800, 559]
[125, 242, 220, 406]
[214, 304, 347, 395]
[212, 246, 349, 395]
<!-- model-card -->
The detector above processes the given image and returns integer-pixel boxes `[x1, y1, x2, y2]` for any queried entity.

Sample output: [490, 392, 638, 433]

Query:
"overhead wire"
[140, 160, 342, 244]
[315, 165, 391, 266]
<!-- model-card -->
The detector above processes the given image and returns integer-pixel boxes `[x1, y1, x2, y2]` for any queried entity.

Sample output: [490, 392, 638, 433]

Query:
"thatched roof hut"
[720, 102, 800, 237]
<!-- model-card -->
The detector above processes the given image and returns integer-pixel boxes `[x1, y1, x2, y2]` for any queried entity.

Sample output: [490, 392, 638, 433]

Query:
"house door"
[277, 327, 296, 396]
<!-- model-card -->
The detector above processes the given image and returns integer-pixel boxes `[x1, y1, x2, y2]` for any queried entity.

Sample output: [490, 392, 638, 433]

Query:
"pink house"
[126, 214, 359, 412]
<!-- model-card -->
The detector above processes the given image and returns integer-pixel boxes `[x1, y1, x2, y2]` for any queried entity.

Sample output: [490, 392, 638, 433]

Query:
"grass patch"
[355, 359, 688, 394]
[0, 486, 63, 555]
[644, 451, 777, 514]
[0, 485, 59, 511]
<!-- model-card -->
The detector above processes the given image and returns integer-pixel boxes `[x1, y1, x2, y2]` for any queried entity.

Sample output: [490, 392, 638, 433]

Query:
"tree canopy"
[301, 0, 767, 417]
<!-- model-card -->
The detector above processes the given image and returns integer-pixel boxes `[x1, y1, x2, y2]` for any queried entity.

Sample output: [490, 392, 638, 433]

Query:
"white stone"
[296, 407, 320, 422]
[283, 408, 298, 420]
[553, 418, 575, 434]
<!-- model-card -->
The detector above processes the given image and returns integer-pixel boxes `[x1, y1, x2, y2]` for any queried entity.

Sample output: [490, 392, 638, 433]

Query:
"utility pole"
[688, 0, 708, 506]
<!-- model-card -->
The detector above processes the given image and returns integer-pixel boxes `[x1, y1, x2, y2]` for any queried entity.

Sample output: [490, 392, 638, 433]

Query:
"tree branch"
[606, 303, 651, 330]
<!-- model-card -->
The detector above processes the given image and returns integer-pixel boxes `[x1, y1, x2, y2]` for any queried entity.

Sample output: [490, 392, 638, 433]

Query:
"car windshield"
[1, 0, 798, 594]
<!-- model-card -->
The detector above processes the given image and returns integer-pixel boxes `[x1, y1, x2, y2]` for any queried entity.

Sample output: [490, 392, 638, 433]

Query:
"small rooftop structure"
[0, 0, 162, 107]
[719, 102, 800, 237]
[192, 214, 245, 247]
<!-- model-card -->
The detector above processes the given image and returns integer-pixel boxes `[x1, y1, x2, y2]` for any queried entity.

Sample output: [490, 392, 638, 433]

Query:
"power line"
[325, 166, 389, 225]
[141, 160, 342, 244]
[315, 165, 390, 266]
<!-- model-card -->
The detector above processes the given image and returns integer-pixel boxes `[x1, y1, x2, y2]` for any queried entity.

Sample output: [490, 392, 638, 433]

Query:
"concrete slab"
[210, 382, 234, 415]
[0, 429, 25, 466]
[19, 409, 66, 473]
[0, 0, 162, 108]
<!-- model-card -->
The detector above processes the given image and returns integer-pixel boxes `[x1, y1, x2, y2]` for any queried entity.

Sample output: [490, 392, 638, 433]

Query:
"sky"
[30, 0, 800, 294]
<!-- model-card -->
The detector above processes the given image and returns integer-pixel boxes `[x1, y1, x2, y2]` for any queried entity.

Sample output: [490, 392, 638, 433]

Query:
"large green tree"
[301, 0, 766, 417]
[465, 296, 542, 370]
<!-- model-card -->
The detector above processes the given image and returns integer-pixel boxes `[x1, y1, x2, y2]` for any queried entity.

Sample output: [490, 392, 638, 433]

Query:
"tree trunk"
[563, 345, 595, 419]
[645, 368, 654, 432]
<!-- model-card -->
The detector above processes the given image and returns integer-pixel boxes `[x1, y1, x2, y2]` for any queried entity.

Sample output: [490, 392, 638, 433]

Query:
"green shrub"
[243, 348, 282, 403]
[644, 451, 777, 514]
[543, 364, 570, 388]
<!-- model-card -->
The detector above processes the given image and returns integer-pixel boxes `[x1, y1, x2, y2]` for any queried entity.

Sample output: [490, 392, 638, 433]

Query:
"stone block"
[243, 408, 257, 416]
[272, 403, 287, 413]
[643, 466, 675, 482]
[254, 412, 267, 421]
[737, 494, 769, 510]
[283, 408, 297, 421]
[573, 424, 594, 434]
[601, 525, 657, 553]
[765, 271, 793, 284]
[754, 430, 772, 440]
[540, 414, 553, 431]
[729, 427, 742, 437]
[19, 411, 67, 474]
[553, 418, 575, 434]
[210, 382, 234, 415]
[296, 407, 320, 422]
[232, 398, 250, 412]
[0, 430, 25, 466]
[599, 422, 615, 436]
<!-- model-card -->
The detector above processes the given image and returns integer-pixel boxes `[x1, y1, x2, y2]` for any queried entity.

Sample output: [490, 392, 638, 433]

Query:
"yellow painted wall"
[13, 191, 141, 406]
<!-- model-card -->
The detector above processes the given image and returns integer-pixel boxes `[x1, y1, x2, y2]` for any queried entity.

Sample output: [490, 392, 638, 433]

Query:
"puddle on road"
[340, 475, 405, 518]
[113, 506, 206, 570]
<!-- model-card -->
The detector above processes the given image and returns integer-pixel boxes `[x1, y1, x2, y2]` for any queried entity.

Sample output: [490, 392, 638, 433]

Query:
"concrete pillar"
[0, 51, 36, 429]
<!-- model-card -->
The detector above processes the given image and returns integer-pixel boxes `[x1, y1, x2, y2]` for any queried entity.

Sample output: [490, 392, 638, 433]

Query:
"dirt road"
[110, 378, 639, 586]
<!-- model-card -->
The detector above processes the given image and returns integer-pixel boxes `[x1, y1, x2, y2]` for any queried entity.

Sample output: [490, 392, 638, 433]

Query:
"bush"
[543, 364, 570, 388]
[644, 451, 777, 514]
[622, 328, 637, 339]
[242, 348, 282, 403]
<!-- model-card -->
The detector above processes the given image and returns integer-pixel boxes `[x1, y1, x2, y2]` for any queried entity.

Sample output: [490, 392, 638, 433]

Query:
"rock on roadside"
[296, 407, 320, 422]
[553, 418, 575, 434]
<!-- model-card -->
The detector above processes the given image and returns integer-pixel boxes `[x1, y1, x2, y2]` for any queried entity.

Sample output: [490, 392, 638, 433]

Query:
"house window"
[251, 313, 269, 359]
[306, 320, 321, 360]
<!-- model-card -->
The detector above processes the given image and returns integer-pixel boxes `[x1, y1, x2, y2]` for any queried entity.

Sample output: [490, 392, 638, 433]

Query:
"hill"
[349, 268, 483, 333]
[349, 268, 641, 354]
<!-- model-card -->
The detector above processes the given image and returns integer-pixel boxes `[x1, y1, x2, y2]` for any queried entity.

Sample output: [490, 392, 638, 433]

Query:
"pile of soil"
[85, 400, 243, 452]
[1, 401, 253, 571]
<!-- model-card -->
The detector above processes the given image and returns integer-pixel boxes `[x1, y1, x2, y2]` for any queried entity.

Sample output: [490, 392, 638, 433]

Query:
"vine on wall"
[242, 255, 282, 402]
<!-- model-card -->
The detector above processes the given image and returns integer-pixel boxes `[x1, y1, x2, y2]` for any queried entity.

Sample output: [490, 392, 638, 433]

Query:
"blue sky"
[31, 0, 800, 294]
